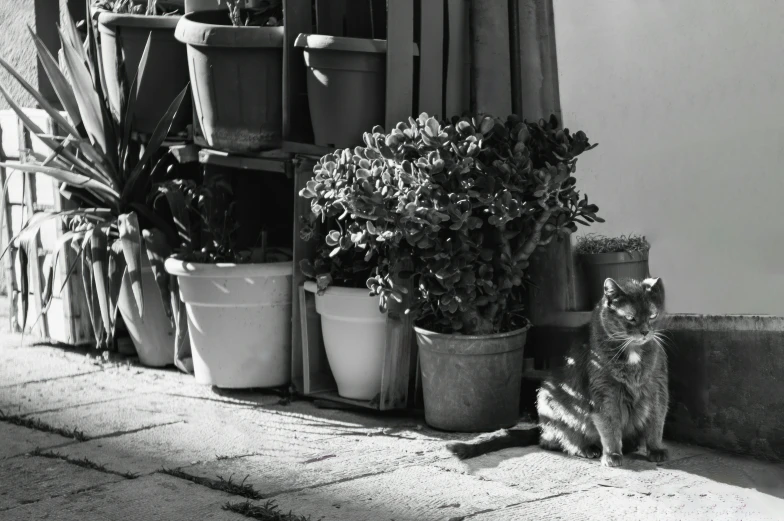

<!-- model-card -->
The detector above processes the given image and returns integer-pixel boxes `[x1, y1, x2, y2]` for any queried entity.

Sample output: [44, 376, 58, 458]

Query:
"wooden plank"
[445, 0, 470, 118]
[417, 0, 445, 117]
[527, 239, 581, 323]
[198, 149, 289, 173]
[379, 261, 415, 410]
[470, 0, 512, 116]
[169, 144, 200, 164]
[385, 0, 415, 129]
[281, 141, 334, 158]
[0, 124, 17, 332]
[315, 0, 347, 36]
[344, 0, 374, 38]
[516, 0, 562, 122]
[282, 0, 314, 144]
[291, 156, 320, 391]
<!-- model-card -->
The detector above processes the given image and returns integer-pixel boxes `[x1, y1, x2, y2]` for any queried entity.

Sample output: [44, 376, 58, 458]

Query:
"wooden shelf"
[282, 141, 336, 158]
[522, 369, 553, 382]
[536, 311, 592, 328]
[197, 148, 292, 174]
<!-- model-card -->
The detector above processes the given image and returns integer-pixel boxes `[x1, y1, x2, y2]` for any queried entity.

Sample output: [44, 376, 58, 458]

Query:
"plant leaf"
[81, 233, 106, 347]
[122, 85, 188, 203]
[142, 228, 173, 322]
[0, 161, 119, 203]
[107, 239, 127, 334]
[118, 212, 144, 317]
[89, 226, 113, 338]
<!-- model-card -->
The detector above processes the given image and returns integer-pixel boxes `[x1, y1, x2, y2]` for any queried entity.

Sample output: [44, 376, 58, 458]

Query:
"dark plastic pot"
[294, 34, 419, 149]
[580, 250, 650, 306]
[98, 13, 191, 135]
[175, 11, 283, 153]
[415, 326, 528, 432]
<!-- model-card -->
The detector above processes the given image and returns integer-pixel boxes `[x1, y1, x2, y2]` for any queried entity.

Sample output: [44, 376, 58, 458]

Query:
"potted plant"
[298, 153, 391, 401]
[0, 14, 190, 367]
[575, 233, 650, 306]
[163, 175, 294, 388]
[294, 15, 419, 148]
[92, 0, 191, 136]
[307, 113, 601, 431]
[175, 0, 284, 153]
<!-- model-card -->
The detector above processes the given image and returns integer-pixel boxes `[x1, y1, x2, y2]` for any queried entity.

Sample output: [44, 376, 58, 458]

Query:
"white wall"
[554, 0, 784, 315]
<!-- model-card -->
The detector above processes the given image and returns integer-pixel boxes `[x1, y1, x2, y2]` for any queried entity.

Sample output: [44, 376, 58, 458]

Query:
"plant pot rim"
[413, 324, 531, 341]
[294, 33, 420, 56]
[175, 11, 284, 48]
[579, 250, 649, 264]
[164, 258, 291, 278]
[97, 12, 182, 32]
[304, 280, 374, 297]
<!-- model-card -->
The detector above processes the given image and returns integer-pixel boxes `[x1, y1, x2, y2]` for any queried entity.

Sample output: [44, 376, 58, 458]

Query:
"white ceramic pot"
[314, 285, 387, 400]
[164, 259, 292, 388]
[117, 263, 175, 367]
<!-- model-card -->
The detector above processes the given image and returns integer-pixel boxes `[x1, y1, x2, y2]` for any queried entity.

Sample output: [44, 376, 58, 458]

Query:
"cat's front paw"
[601, 452, 624, 467]
[578, 445, 602, 459]
[647, 447, 669, 463]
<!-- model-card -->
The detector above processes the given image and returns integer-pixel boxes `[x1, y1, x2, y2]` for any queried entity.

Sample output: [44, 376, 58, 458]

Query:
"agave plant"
[92, 0, 183, 15]
[0, 6, 189, 348]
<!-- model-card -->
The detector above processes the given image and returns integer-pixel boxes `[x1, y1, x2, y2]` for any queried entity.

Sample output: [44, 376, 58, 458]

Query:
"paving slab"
[0, 344, 98, 390]
[269, 464, 565, 521]
[4, 472, 247, 521]
[470, 480, 783, 521]
[0, 454, 124, 512]
[181, 428, 454, 497]
[0, 423, 77, 459]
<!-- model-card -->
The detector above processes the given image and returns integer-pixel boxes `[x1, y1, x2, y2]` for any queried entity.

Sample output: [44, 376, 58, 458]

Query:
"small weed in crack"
[0, 410, 88, 441]
[31, 448, 138, 479]
[161, 468, 263, 500]
[224, 500, 310, 521]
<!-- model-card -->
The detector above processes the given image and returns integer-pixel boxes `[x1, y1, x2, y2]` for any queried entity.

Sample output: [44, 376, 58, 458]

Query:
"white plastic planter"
[314, 285, 386, 400]
[164, 259, 292, 388]
[117, 263, 175, 367]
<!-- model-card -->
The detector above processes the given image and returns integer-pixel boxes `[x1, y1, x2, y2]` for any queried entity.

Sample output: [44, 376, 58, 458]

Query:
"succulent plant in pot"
[162, 174, 294, 389]
[91, 0, 191, 136]
[575, 234, 651, 307]
[0, 15, 190, 366]
[302, 112, 601, 430]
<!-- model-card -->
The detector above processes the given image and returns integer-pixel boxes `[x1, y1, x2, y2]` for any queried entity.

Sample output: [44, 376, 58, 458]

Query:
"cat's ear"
[643, 278, 663, 292]
[603, 278, 623, 300]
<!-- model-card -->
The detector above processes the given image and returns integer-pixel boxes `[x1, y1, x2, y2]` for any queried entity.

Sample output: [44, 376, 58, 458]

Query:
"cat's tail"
[446, 427, 540, 460]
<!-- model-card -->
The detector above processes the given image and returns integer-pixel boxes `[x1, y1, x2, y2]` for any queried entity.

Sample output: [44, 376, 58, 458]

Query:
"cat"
[446, 277, 669, 468]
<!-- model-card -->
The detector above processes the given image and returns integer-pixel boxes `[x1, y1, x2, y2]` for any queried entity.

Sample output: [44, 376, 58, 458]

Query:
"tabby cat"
[447, 277, 669, 467]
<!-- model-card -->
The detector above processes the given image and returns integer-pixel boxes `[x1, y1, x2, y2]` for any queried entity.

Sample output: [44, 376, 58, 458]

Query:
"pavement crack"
[88, 420, 185, 441]
[22, 396, 134, 417]
[30, 447, 139, 479]
[159, 468, 263, 500]
[0, 410, 88, 441]
[0, 370, 103, 390]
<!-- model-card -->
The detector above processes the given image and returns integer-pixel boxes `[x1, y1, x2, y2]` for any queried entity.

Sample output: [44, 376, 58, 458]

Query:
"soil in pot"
[294, 35, 419, 149]
[164, 259, 292, 388]
[580, 250, 650, 307]
[415, 326, 528, 432]
[312, 283, 386, 400]
[175, 10, 283, 153]
[98, 12, 191, 135]
[117, 260, 176, 367]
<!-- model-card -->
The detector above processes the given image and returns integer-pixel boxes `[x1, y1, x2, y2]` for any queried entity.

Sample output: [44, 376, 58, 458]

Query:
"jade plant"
[575, 234, 650, 255]
[300, 113, 602, 335]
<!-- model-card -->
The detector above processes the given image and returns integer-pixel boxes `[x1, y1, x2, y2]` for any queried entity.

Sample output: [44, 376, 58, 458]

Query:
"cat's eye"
[650, 313, 658, 319]
[624, 314, 635, 322]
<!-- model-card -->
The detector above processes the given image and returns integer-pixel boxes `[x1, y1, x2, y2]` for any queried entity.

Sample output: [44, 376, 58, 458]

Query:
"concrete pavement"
[0, 330, 783, 520]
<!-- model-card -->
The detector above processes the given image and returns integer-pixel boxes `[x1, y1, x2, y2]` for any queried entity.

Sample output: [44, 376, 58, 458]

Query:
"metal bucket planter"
[97, 12, 191, 135]
[580, 250, 650, 306]
[314, 286, 386, 400]
[165, 259, 292, 388]
[294, 34, 419, 148]
[175, 10, 283, 153]
[415, 326, 529, 432]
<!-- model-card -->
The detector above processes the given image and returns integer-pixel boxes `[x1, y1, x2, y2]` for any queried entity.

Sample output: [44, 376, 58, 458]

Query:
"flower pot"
[294, 35, 419, 149]
[313, 285, 386, 400]
[175, 11, 283, 153]
[98, 12, 191, 135]
[415, 326, 528, 432]
[117, 262, 175, 367]
[164, 259, 292, 388]
[579, 250, 650, 307]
